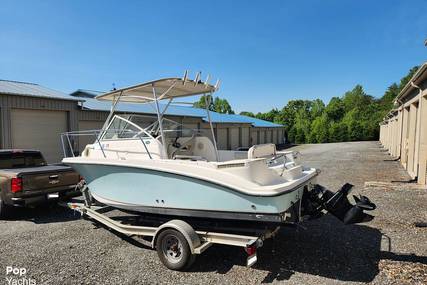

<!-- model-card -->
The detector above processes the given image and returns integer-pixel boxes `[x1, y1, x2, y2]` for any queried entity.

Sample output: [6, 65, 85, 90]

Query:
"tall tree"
[213, 97, 235, 114]
[325, 97, 345, 121]
[193, 95, 214, 111]
[197, 66, 419, 145]
[309, 113, 329, 143]
[240, 111, 255, 117]
[193, 95, 235, 114]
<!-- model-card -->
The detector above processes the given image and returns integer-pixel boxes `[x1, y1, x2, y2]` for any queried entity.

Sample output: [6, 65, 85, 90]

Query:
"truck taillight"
[11, 177, 23, 193]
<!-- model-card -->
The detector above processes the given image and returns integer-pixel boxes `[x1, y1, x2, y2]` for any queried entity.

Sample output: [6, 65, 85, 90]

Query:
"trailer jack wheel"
[156, 229, 195, 271]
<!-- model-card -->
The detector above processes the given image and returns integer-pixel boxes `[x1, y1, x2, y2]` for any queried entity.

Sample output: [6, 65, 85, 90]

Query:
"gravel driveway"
[0, 141, 426, 284]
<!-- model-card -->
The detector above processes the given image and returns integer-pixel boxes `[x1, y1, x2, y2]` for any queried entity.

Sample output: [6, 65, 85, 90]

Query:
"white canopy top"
[96, 77, 217, 103]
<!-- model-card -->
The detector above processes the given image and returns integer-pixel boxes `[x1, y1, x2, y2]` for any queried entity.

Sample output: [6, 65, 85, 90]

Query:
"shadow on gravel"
[56, 210, 426, 283]
[2, 204, 80, 224]
[189, 215, 427, 283]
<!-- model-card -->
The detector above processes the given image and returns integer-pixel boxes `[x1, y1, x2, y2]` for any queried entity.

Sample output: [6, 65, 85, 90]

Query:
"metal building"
[0, 81, 285, 163]
[379, 62, 427, 185]
[0, 80, 81, 162]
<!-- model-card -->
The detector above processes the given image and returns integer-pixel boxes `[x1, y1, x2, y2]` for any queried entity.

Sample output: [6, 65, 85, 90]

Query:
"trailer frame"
[67, 199, 280, 270]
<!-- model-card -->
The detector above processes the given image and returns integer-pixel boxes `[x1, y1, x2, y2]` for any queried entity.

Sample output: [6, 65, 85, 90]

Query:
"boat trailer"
[66, 184, 281, 271]
[66, 182, 375, 271]
[67, 201, 280, 270]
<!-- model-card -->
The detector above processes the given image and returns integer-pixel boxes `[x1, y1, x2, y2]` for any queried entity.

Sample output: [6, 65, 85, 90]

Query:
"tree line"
[200, 66, 417, 144]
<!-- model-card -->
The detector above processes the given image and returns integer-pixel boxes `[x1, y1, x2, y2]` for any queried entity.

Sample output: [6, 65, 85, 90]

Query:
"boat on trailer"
[62, 72, 376, 270]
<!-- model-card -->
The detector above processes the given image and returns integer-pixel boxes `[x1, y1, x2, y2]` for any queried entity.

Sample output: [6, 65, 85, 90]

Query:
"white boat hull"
[69, 162, 312, 223]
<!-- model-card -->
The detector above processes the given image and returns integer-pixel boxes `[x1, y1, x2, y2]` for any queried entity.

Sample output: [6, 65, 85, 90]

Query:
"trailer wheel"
[156, 229, 195, 271]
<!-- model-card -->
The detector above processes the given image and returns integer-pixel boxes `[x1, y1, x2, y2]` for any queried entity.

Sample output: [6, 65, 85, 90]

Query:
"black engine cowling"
[301, 183, 376, 225]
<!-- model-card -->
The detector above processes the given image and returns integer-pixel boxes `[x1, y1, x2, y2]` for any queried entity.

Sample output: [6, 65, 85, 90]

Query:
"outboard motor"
[302, 183, 376, 225]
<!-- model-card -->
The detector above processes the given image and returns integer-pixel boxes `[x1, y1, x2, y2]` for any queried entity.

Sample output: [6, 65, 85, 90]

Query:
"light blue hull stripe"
[72, 164, 304, 214]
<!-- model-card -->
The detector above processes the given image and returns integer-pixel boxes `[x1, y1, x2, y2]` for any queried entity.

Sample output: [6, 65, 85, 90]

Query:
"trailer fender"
[152, 220, 201, 254]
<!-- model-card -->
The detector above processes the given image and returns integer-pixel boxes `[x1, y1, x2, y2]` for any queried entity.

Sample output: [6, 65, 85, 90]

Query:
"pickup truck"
[0, 149, 81, 218]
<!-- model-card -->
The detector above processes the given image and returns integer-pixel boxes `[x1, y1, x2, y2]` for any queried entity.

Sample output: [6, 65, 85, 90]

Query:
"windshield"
[101, 114, 198, 140]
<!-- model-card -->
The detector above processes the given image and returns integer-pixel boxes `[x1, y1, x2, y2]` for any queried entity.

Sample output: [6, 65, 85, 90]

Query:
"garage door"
[259, 131, 265, 144]
[79, 120, 105, 153]
[217, 128, 228, 150]
[277, 129, 283, 144]
[241, 127, 249, 147]
[250, 130, 257, 146]
[229, 128, 239, 150]
[11, 109, 67, 163]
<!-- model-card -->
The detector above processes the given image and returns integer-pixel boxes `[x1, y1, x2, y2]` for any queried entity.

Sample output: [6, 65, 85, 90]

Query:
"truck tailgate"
[12, 165, 79, 191]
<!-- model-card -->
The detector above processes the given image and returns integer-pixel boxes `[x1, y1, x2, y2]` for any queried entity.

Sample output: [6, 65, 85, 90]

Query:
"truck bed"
[0, 150, 80, 211]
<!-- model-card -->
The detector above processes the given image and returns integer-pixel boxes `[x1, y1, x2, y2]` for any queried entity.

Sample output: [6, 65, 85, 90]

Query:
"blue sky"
[0, 0, 426, 113]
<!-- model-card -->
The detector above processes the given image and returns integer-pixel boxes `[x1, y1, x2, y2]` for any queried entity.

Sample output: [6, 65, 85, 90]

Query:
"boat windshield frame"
[100, 114, 199, 141]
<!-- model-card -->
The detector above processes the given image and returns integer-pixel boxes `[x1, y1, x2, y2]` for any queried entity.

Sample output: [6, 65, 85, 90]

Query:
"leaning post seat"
[247, 144, 276, 159]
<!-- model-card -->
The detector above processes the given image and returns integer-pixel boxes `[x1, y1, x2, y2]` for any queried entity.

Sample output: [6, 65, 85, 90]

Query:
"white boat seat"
[248, 144, 276, 159]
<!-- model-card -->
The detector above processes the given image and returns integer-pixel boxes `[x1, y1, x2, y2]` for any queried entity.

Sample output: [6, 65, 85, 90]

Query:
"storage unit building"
[379, 62, 427, 185]
[0, 80, 81, 163]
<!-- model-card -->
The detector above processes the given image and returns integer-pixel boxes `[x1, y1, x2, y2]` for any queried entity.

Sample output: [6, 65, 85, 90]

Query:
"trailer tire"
[156, 229, 195, 271]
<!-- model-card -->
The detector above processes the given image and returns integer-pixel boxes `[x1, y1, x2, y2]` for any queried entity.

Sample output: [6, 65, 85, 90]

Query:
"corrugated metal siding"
[78, 110, 108, 121]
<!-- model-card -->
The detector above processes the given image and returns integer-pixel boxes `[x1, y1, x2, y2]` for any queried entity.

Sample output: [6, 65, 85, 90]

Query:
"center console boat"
[62, 73, 375, 225]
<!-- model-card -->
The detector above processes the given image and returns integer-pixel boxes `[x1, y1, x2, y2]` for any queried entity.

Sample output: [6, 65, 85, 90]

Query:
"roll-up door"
[11, 109, 67, 163]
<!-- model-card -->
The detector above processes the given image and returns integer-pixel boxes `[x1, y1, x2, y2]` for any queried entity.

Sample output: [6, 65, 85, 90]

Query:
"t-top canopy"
[96, 77, 217, 103]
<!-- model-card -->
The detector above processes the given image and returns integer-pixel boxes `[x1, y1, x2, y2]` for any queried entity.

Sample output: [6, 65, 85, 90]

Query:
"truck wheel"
[0, 197, 9, 219]
[156, 229, 195, 271]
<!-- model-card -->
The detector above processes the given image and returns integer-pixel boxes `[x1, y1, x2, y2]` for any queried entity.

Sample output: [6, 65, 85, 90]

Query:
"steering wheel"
[172, 136, 181, 149]
[171, 135, 195, 158]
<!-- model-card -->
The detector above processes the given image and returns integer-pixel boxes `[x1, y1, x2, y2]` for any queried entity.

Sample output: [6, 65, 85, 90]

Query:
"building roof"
[395, 61, 427, 103]
[75, 89, 283, 128]
[0, 79, 80, 101]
